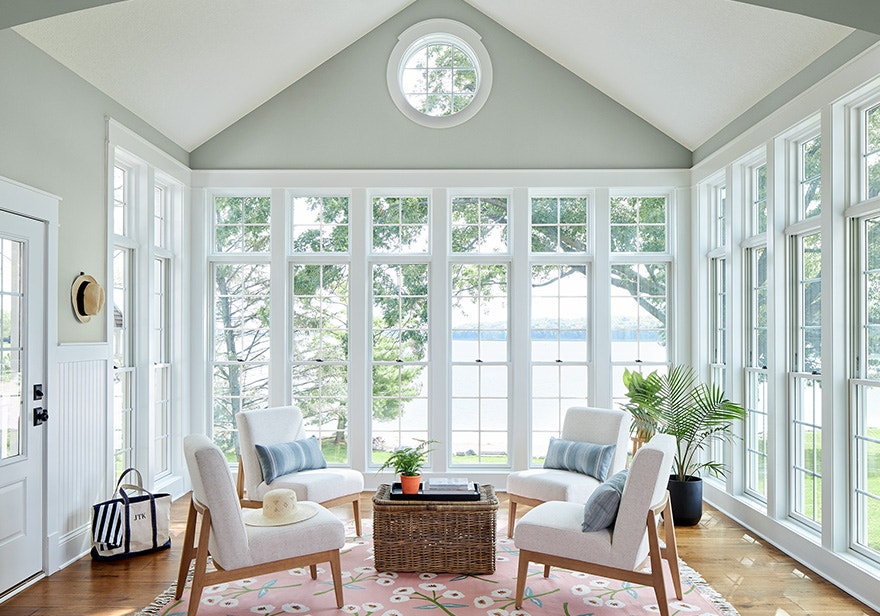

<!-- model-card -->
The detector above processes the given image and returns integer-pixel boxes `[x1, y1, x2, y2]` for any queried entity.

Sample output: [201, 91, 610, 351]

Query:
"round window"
[387, 19, 492, 128]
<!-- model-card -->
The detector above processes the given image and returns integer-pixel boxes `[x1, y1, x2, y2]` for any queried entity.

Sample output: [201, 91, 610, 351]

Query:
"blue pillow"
[582, 468, 629, 531]
[543, 437, 616, 482]
[255, 436, 327, 484]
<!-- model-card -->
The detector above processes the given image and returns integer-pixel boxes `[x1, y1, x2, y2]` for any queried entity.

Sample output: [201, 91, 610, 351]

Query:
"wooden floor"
[2, 493, 877, 615]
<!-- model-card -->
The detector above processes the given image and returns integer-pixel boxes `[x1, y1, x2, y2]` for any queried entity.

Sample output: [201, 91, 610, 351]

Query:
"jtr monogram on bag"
[133, 512, 147, 521]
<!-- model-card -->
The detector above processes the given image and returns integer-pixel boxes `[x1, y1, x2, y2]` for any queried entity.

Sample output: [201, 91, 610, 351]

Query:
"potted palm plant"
[621, 365, 745, 525]
[377, 439, 437, 494]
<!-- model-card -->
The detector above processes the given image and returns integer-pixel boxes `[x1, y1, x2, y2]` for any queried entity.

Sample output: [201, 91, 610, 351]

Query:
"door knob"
[33, 407, 49, 426]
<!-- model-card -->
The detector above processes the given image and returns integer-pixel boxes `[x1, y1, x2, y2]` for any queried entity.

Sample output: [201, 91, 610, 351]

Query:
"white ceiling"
[13, 0, 853, 152]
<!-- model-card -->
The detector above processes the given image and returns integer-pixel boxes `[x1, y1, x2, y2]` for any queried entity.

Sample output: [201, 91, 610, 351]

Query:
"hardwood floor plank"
[1, 493, 876, 615]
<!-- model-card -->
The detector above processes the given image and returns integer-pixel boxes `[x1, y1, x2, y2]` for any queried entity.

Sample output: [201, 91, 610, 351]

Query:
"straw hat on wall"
[71, 273, 105, 323]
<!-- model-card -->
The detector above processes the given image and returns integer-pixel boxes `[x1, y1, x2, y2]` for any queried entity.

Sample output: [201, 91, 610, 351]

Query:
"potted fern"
[377, 439, 437, 495]
[621, 365, 745, 525]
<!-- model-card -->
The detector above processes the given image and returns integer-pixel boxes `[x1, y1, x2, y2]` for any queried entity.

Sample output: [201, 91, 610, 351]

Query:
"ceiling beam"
[729, 0, 880, 36]
[2, 0, 127, 31]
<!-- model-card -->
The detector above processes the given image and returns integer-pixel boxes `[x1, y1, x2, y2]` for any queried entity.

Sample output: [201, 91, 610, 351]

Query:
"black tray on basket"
[388, 482, 481, 501]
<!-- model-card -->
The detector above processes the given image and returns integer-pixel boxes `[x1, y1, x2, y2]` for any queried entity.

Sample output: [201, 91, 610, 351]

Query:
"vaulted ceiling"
[9, 0, 874, 153]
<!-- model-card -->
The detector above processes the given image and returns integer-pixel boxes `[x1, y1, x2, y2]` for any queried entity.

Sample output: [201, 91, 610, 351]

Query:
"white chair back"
[561, 406, 632, 475]
[183, 434, 251, 568]
[609, 433, 675, 569]
[237, 406, 308, 496]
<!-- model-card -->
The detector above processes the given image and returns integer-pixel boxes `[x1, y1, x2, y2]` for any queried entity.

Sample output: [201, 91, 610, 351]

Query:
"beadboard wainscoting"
[49, 344, 109, 572]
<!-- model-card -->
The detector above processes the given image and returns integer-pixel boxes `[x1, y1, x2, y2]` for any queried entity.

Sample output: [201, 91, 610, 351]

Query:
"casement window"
[609, 195, 671, 403]
[210, 195, 271, 457]
[370, 196, 431, 464]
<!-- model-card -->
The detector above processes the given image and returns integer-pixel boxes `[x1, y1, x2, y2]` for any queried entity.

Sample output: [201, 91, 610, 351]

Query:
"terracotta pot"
[400, 474, 421, 494]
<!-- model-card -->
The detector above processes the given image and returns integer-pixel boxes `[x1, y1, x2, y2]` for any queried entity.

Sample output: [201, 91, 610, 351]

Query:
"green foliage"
[377, 439, 438, 476]
[621, 365, 745, 481]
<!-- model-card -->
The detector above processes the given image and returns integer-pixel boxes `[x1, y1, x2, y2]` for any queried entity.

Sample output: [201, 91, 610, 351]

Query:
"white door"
[0, 210, 46, 594]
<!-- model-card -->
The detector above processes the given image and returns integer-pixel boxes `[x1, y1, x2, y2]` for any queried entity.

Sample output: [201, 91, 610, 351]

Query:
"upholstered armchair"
[236, 406, 364, 536]
[178, 434, 346, 616]
[505, 406, 631, 537]
[513, 433, 681, 616]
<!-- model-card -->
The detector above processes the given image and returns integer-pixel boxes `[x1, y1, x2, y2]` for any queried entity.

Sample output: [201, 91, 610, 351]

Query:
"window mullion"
[270, 188, 287, 408]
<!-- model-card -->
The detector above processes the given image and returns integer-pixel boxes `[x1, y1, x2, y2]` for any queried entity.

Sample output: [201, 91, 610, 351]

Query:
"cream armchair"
[236, 406, 364, 536]
[513, 433, 681, 616]
[178, 434, 346, 616]
[505, 406, 631, 537]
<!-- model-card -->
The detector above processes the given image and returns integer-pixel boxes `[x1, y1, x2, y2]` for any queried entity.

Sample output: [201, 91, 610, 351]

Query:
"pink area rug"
[138, 520, 739, 616]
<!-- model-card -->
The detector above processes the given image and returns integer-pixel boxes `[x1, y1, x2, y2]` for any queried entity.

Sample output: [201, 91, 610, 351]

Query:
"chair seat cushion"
[507, 468, 604, 503]
[255, 436, 327, 484]
[244, 502, 345, 567]
[543, 437, 616, 481]
[256, 467, 364, 504]
[514, 501, 616, 567]
[582, 468, 629, 531]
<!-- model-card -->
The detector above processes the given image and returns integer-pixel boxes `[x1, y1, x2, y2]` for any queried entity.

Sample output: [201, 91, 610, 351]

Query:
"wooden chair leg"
[352, 498, 362, 537]
[646, 510, 670, 616]
[188, 509, 214, 616]
[329, 550, 344, 608]
[309, 564, 318, 579]
[543, 564, 551, 578]
[514, 551, 530, 609]
[507, 500, 517, 538]
[662, 500, 683, 599]
[175, 499, 198, 600]
[236, 456, 245, 502]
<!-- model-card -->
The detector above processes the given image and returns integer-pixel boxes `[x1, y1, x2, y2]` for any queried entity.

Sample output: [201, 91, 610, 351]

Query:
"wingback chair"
[178, 434, 346, 616]
[513, 433, 681, 616]
[505, 406, 631, 537]
[236, 406, 364, 535]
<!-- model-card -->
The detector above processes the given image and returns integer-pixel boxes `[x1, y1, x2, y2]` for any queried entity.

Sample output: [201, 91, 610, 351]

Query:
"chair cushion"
[255, 467, 364, 504]
[514, 501, 617, 568]
[255, 436, 327, 483]
[507, 468, 604, 504]
[244, 502, 345, 567]
[543, 437, 616, 481]
[582, 468, 629, 531]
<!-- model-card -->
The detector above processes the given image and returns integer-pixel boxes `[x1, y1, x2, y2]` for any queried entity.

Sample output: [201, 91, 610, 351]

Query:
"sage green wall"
[190, 0, 692, 170]
[0, 30, 188, 343]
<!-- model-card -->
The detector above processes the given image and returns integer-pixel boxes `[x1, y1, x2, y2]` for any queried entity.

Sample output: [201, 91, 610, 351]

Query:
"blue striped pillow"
[255, 436, 327, 484]
[543, 437, 616, 482]
[582, 468, 629, 531]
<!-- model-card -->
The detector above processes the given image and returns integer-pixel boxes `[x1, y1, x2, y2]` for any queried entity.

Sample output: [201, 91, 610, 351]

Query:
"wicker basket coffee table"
[372, 483, 498, 573]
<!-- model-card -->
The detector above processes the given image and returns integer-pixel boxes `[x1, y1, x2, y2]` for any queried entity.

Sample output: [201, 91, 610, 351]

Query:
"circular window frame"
[387, 19, 493, 129]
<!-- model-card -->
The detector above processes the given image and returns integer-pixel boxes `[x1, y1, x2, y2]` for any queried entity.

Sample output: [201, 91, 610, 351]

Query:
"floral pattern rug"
[138, 521, 739, 616]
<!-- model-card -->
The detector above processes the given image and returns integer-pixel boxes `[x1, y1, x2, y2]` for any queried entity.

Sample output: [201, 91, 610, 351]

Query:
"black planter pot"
[667, 474, 703, 526]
